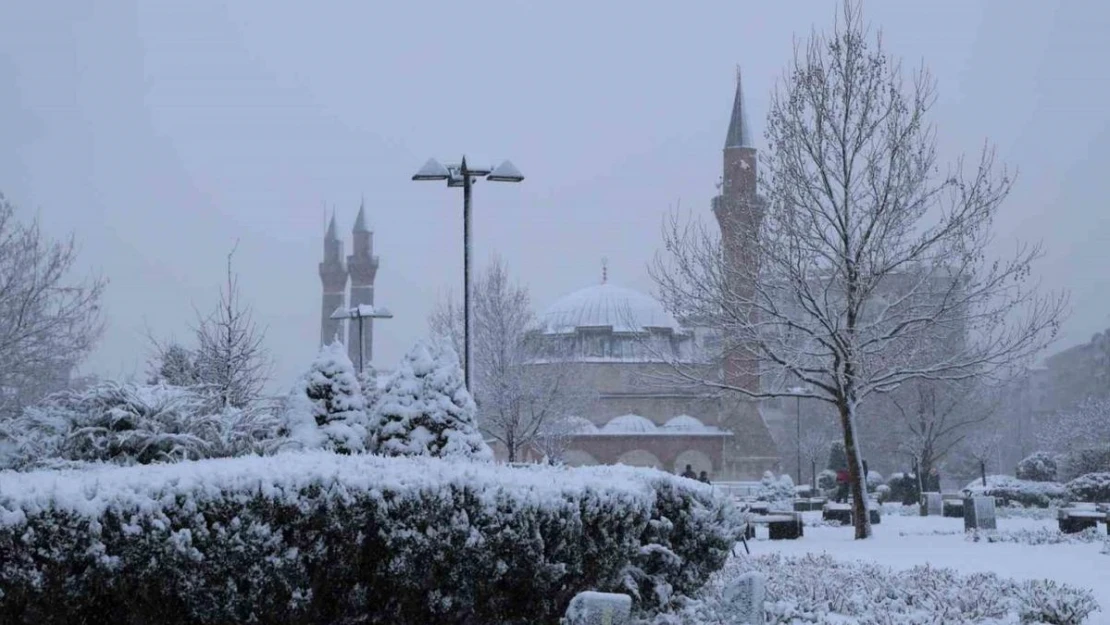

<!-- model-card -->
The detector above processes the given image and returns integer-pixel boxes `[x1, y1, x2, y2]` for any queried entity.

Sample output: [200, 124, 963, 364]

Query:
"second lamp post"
[412, 157, 524, 393]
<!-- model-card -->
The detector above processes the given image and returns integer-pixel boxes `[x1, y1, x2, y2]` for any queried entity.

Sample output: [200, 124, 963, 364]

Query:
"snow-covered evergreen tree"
[295, 341, 369, 454]
[370, 341, 492, 461]
[357, 365, 381, 413]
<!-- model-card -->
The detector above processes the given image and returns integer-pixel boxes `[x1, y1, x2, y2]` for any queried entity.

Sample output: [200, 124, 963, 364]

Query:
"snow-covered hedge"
[962, 474, 1068, 508]
[0, 382, 289, 470]
[1065, 472, 1110, 503]
[640, 553, 1099, 625]
[1017, 451, 1060, 482]
[965, 526, 1106, 546]
[0, 451, 740, 624]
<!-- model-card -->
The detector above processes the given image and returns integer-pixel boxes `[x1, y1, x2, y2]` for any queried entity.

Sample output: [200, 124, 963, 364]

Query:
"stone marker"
[723, 571, 766, 625]
[921, 492, 943, 517]
[963, 496, 997, 531]
[564, 591, 632, 625]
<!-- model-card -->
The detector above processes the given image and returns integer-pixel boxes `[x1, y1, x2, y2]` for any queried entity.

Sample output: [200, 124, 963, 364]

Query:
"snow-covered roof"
[563, 416, 599, 435]
[578, 414, 731, 437]
[661, 414, 722, 434]
[540, 283, 681, 334]
[600, 414, 658, 434]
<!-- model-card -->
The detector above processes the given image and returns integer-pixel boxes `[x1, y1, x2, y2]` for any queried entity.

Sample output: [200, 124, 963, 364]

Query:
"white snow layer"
[0, 450, 690, 529]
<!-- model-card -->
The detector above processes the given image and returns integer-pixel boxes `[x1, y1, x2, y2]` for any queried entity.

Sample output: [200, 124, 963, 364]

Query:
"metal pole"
[358, 314, 364, 373]
[462, 158, 474, 394]
[796, 395, 802, 486]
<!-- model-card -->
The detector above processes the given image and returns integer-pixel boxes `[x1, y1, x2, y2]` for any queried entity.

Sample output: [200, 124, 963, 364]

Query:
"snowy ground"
[748, 512, 1109, 624]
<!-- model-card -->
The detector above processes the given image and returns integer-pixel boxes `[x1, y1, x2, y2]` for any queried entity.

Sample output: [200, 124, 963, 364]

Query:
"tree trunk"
[980, 460, 987, 487]
[837, 397, 872, 539]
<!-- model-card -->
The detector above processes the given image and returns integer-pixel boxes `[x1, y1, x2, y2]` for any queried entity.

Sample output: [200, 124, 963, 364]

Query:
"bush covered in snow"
[291, 341, 370, 454]
[755, 471, 795, 509]
[1017, 450, 1060, 482]
[0, 452, 741, 624]
[1065, 472, 1110, 503]
[370, 341, 491, 461]
[0, 382, 288, 470]
[965, 526, 1106, 546]
[638, 553, 1099, 625]
[962, 474, 1068, 508]
[816, 469, 837, 491]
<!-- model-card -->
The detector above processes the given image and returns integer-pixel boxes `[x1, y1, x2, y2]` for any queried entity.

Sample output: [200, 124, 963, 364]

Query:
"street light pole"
[796, 394, 802, 486]
[413, 157, 524, 394]
[462, 159, 474, 394]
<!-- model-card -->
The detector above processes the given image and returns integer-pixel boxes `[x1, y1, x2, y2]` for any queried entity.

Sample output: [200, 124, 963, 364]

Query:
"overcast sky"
[1, 1, 1108, 390]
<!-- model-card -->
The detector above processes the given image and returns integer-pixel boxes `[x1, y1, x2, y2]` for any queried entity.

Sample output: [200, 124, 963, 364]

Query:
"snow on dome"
[540, 283, 682, 334]
[600, 414, 658, 434]
[662, 415, 706, 431]
[562, 416, 599, 435]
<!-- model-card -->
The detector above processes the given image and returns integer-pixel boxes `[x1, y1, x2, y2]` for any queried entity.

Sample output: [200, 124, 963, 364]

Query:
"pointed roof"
[325, 211, 339, 240]
[353, 198, 369, 232]
[725, 66, 753, 149]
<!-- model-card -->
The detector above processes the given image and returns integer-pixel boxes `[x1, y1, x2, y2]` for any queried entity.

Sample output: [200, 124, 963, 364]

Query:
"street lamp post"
[412, 157, 524, 393]
[787, 386, 808, 486]
[330, 304, 394, 373]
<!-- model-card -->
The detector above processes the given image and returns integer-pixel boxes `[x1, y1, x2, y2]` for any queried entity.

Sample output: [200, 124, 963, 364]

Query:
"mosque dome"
[540, 283, 682, 334]
[562, 416, 600, 435]
[600, 414, 658, 434]
[662, 415, 723, 434]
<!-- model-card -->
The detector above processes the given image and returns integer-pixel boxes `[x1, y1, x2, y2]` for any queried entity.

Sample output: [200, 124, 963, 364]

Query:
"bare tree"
[956, 427, 1003, 488]
[651, 2, 1064, 538]
[0, 193, 106, 417]
[193, 243, 271, 409]
[889, 379, 995, 486]
[429, 257, 595, 462]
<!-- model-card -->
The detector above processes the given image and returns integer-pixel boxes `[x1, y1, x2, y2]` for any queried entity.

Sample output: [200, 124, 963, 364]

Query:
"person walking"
[697, 470, 711, 484]
[681, 464, 697, 480]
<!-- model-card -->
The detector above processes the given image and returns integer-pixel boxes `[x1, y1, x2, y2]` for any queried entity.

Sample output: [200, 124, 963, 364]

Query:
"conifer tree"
[371, 341, 491, 461]
[298, 341, 368, 454]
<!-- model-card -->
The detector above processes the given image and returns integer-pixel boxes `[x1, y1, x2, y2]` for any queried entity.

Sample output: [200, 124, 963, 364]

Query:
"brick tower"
[711, 69, 779, 478]
[346, 201, 380, 367]
[712, 68, 764, 395]
[319, 212, 348, 346]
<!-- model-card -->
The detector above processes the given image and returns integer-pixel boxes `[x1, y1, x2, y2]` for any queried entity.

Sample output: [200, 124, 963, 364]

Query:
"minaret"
[346, 199, 380, 366]
[712, 67, 763, 394]
[319, 212, 348, 346]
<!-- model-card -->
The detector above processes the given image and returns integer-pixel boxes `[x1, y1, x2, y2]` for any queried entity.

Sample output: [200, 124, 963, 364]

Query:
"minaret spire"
[725, 66, 753, 149]
[353, 196, 369, 233]
[601, 257, 608, 284]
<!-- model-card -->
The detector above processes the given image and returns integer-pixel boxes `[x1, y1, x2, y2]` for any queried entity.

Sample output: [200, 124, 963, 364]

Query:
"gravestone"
[921, 492, 943, 517]
[963, 496, 997, 531]
[564, 591, 631, 625]
[767, 513, 804, 540]
[943, 499, 964, 518]
[1058, 509, 1102, 534]
[822, 503, 852, 525]
[723, 571, 766, 625]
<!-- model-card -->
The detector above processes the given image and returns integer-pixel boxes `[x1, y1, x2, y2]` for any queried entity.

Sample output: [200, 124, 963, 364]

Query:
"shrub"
[1060, 447, 1110, 481]
[294, 341, 370, 454]
[865, 470, 884, 491]
[963, 475, 1068, 508]
[826, 441, 847, 471]
[1018, 579, 1099, 625]
[754, 471, 794, 509]
[1016, 451, 1059, 482]
[371, 341, 491, 461]
[817, 469, 837, 491]
[1065, 472, 1110, 503]
[641, 553, 1099, 625]
[0, 452, 739, 624]
[0, 383, 289, 470]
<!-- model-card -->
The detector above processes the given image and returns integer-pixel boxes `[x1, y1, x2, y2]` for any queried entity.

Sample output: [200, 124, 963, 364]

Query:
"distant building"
[524, 278, 779, 480]
[511, 72, 780, 480]
[318, 203, 381, 365]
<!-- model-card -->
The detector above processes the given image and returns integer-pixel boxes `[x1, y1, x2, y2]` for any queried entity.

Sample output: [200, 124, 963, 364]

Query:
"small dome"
[541, 283, 681, 334]
[662, 415, 707, 431]
[562, 416, 599, 435]
[601, 414, 658, 434]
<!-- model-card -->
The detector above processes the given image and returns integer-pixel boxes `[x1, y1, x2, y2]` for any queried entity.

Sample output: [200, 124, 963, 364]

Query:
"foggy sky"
[1, 1, 1108, 391]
